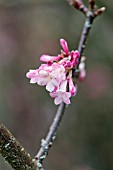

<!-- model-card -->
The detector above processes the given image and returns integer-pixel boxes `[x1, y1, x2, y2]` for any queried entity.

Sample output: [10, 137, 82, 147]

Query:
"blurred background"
[0, 0, 113, 170]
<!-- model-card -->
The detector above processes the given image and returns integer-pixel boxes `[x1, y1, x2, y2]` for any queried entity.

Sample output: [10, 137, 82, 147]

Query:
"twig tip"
[88, 0, 95, 9]
[95, 7, 106, 16]
[67, 0, 88, 14]
[100, 7, 106, 12]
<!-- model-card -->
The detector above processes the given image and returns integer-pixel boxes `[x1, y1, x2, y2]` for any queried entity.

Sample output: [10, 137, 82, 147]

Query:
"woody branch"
[0, 123, 38, 170]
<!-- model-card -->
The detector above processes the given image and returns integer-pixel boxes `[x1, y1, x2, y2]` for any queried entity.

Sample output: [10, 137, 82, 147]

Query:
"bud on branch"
[67, 0, 88, 14]
[68, 0, 106, 17]
[95, 7, 106, 17]
[88, 0, 95, 9]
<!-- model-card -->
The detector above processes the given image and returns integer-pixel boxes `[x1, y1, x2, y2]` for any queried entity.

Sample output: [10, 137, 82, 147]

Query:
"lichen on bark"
[0, 123, 37, 170]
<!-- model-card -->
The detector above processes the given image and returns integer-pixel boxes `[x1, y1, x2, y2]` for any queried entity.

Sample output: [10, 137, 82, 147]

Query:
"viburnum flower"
[50, 80, 71, 105]
[26, 39, 86, 105]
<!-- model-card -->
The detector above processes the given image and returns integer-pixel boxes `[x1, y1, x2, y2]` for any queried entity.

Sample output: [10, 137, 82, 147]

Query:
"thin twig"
[77, 10, 95, 67]
[74, 10, 95, 77]
[0, 123, 38, 170]
[35, 102, 66, 169]
[35, 1, 105, 169]
[77, 8, 105, 68]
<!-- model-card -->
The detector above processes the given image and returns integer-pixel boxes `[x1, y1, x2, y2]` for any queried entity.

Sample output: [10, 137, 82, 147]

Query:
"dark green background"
[0, 1, 113, 170]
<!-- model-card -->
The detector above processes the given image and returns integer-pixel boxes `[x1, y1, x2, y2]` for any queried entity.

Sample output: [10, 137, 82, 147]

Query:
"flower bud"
[88, 0, 95, 9]
[95, 7, 106, 16]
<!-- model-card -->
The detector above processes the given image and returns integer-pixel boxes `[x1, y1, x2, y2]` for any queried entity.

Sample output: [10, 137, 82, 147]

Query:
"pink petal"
[62, 92, 71, 104]
[26, 70, 38, 78]
[54, 96, 62, 105]
[79, 70, 86, 81]
[62, 97, 71, 105]
[69, 78, 76, 96]
[64, 92, 71, 98]
[74, 50, 80, 59]
[60, 39, 69, 55]
[50, 92, 58, 98]
[40, 55, 61, 62]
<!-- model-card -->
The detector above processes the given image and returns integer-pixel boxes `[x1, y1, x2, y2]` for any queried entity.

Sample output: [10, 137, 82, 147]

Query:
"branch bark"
[0, 123, 37, 170]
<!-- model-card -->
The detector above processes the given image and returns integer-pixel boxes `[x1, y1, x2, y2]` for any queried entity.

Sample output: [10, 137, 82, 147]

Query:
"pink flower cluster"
[26, 39, 85, 105]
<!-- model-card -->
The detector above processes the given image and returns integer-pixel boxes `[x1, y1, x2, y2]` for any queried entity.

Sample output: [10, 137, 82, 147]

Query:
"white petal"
[30, 78, 38, 84]
[38, 76, 50, 86]
[38, 79, 47, 86]
[59, 80, 67, 92]
[39, 70, 48, 76]
[51, 78, 59, 86]
[46, 81, 54, 92]
[79, 62, 85, 70]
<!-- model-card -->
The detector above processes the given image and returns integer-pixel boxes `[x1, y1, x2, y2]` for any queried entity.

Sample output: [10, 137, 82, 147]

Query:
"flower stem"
[35, 102, 66, 169]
